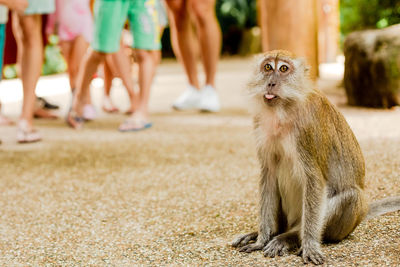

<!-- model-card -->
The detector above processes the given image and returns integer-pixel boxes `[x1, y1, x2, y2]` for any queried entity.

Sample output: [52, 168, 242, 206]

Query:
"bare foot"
[34, 107, 58, 119]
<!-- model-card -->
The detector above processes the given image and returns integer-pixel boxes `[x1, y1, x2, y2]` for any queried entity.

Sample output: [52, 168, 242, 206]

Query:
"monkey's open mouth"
[264, 94, 278, 100]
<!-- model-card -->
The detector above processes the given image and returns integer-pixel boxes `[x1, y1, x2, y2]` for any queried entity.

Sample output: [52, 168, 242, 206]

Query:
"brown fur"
[232, 51, 400, 265]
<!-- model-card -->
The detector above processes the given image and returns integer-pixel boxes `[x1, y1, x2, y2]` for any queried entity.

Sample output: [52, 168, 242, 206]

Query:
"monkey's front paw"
[231, 232, 258, 248]
[239, 242, 265, 253]
[262, 238, 290, 257]
[297, 242, 325, 265]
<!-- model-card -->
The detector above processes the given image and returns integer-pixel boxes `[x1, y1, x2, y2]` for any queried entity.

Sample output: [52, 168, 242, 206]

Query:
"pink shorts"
[46, 0, 93, 43]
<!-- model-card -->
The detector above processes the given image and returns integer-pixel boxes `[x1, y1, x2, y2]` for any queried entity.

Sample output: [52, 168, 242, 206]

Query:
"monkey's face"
[248, 50, 311, 109]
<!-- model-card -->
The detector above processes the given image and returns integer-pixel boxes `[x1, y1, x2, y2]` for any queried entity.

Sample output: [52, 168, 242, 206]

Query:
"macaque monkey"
[232, 50, 400, 265]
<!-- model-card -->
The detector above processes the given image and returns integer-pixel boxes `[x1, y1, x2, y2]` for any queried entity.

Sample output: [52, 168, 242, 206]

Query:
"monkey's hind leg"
[231, 232, 258, 248]
[262, 227, 300, 258]
[323, 187, 367, 242]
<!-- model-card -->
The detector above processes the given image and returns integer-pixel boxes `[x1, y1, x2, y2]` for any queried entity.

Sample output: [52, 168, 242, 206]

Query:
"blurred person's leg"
[106, 47, 137, 114]
[68, 0, 128, 128]
[165, 0, 199, 89]
[15, 10, 59, 119]
[132, 49, 159, 120]
[62, 36, 97, 120]
[17, 14, 43, 128]
[102, 60, 119, 113]
[189, 0, 220, 88]
[166, 7, 182, 63]
[11, 12, 23, 75]
[187, 0, 221, 112]
[61, 36, 89, 92]
[119, 0, 161, 131]
[59, 41, 73, 88]
[69, 48, 105, 127]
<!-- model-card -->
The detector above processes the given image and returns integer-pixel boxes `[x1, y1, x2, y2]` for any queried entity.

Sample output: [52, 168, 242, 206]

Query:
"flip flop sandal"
[118, 119, 152, 132]
[66, 109, 85, 129]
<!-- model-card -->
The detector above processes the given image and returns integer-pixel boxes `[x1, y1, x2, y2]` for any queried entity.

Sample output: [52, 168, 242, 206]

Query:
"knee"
[189, 0, 216, 26]
[20, 26, 41, 48]
[166, 0, 188, 30]
[90, 50, 107, 63]
[134, 50, 154, 64]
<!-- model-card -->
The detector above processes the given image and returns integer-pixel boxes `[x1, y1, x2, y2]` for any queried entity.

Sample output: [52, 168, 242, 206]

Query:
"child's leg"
[59, 41, 73, 89]
[69, 36, 90, 91]
[118, 0, 161, 131]
[108, 48, 137, 113]
[103, 60, 113, 98]
[72, 49, 105, 115]
[133, 49, 160, 119]
[118, 50, 159, 131]
[102, 60, 119, 113]
[68, 0, 129, 128]
[17, 14, 43, 128]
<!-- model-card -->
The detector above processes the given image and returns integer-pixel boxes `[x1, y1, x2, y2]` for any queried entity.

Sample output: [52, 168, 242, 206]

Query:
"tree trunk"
[257, 0, 319, 78]
[344, 25, 400, 108]
[318, 0, 340, 63]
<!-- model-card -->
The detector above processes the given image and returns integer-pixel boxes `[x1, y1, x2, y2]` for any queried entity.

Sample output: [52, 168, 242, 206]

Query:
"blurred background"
[3, 0, 400, 79]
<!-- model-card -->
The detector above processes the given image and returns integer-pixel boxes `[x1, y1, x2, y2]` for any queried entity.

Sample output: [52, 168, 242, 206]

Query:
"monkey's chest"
[276, 162, 303, 227]
[265, 136, 304, 226]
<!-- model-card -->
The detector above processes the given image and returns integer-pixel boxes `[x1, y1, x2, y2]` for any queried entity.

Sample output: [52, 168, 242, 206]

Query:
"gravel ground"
[0, 58, 399, 266]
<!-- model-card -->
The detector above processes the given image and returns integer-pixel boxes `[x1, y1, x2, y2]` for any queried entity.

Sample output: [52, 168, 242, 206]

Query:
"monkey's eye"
[279, 65, 289, 72]
[264, 64, 273, 72]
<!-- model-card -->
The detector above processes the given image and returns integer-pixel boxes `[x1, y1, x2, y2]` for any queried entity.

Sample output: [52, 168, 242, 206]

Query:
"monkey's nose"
[268, 83, 276, 87]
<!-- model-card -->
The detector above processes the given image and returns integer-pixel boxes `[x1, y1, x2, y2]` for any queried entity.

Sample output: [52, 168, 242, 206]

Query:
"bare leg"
[59, 41, 73, 89]
[102, 61, 119, 113]
[72, 49, 106, 116]
[12, 12, 23, 76]
[134, 49, 159, 119]
[166, 7, 182, 62]
[189, 0, 221, 87]
[69, 37, 90, 90]
[106, 48, 137, 113]
[17, 14, 42, 128]
[119, 49, 159, 131]
[103, 61, 113, 98]
[166, 0, 200, 89]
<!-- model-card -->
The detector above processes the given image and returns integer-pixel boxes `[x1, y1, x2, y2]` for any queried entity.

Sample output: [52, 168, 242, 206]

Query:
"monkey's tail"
[365, 196, 400, 220]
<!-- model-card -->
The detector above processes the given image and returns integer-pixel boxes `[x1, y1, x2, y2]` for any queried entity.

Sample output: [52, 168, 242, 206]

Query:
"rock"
[344, 24, 400, 108]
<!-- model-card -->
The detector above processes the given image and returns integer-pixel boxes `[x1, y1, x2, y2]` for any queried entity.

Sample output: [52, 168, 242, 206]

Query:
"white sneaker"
[198, 85, 220, 112]
[172, 85, 201, 110]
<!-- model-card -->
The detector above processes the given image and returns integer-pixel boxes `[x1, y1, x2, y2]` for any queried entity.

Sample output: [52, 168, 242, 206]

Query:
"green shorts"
[92, 0, 161, 53]
[25, 0, 55, 15]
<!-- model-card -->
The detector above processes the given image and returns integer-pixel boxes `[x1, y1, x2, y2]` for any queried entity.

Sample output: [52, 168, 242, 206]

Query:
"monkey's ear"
[297, 57, 311, 74]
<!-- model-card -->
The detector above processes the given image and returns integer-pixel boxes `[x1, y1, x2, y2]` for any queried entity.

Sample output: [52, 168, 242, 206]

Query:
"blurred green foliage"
[216, 0, 257, 54]
[216, 0, 257, 31]
[341, 0, 400, 36]
[2, 35, 66, 79]
[42, 35, 67, 76]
